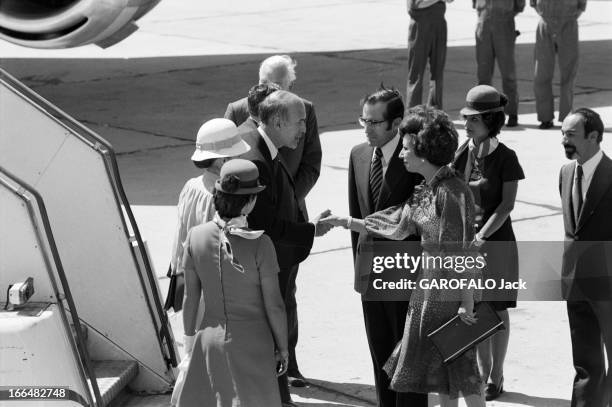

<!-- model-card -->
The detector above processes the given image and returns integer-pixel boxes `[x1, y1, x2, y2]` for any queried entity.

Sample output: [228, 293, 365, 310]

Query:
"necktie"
[370, 147, 383, 208]
[572, 165, 583, 226]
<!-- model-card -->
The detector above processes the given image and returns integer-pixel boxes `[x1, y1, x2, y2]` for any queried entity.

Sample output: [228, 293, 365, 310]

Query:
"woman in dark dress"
[452, 85, 525, 401]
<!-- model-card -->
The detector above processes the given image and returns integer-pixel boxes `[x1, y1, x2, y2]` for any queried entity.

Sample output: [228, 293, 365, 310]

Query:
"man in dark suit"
[348, 88, 425, 407]
[240, 90, 331, 407]
[226, 56, 321, 386]
[559, 107, 612, 407]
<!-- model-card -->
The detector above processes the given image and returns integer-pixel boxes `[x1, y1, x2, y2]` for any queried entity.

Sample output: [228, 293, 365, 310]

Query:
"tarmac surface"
[1, 1, 612, 405]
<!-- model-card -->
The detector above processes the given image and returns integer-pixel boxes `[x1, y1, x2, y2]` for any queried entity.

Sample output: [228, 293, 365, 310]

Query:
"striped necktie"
[370, 147, 383, 208]
[572, 164, 583, 226]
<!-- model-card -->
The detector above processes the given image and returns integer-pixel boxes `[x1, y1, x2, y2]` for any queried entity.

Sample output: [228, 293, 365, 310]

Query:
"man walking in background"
[405, 0, 453, 109]
[473, 0, 524, 127]
[532, 0, 586, 129]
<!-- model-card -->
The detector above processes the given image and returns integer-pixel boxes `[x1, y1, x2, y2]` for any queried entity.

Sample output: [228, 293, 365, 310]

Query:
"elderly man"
[473, 0, 524, 127]
[406, 0, 453, 109]
[226, 55, 321, 387]
[240, 90, 330, 406]
[559, 108, 612, 406]
[532, 0, 586, 129]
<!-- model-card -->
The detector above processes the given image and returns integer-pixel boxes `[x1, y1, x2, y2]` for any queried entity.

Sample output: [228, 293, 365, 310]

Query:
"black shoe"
[506, 115, 518, 127]
[485, 377, 504, 401]
[287, 370, 307, 387]
[539, 120, 554, 129]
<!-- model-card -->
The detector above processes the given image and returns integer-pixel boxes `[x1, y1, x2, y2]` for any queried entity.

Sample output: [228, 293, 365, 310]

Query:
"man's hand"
[313, 209, 333, 236]
[320, 215, 350, 229]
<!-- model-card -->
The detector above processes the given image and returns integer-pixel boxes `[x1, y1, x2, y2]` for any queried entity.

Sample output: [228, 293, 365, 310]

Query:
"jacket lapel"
[355, 145, 374, 215]
[576, 154, 612, 233]
[562, 164, 576, 233]
[376, 140, 403, 211]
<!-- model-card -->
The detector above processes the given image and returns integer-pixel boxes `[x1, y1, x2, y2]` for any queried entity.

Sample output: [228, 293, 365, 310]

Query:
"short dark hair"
[213, 189, 254, 218]
[361, 85, 404, 130]
[479, 110, 506, 138]
[400, 105, 458, 166]
[193, 159, 215, 169]
[247, 83, 280, 118]
[573, 107, 604, 143]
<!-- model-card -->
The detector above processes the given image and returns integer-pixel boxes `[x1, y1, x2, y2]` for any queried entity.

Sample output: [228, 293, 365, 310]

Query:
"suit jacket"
[239, 124, 315, 270]
[225, 96, 322, 219]
[559, 153, 612, 300]
[348, 140, 423, 293]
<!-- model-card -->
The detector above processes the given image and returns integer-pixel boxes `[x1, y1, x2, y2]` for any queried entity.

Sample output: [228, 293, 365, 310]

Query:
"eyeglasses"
[358, 117, 387, 127]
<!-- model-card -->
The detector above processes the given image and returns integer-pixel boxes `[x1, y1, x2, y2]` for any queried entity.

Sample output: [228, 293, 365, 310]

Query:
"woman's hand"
[320, 215, 349, 228]
[275, 349, 289, 377]
[458, 300, 478, 325]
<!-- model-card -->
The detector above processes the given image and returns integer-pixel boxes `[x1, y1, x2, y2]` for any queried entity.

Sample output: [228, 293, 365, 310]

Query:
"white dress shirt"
[576, 149, 603, 200]
[258, 126, 278, 160]
[372, 133, 400, 178]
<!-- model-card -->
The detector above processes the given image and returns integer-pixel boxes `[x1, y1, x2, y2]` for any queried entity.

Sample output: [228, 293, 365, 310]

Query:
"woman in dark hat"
[177, 159, 287, 407]
[452, 85, 525, 401]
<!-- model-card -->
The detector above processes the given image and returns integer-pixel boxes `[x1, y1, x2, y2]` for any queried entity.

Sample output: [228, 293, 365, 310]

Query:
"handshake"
[312, 209, 351, 237]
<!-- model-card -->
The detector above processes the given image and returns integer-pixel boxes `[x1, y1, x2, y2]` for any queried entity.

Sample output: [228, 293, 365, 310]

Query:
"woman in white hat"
[452, 85, 525, 401]
[166, 118, 251, 311]
[178, 159, 287, 407]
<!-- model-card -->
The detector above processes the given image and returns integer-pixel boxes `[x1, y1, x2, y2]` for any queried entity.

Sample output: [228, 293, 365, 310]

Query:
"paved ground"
[1, 1, 612, 405]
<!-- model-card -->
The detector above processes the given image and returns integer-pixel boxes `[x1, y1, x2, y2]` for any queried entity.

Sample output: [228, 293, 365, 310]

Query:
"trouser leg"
[591, 301, 612, 406]
[277, 266, 298, 402]
[567, 301, 606, 407]
[285, 264, 300, 373]
[557, 19, 579, 122]
[475, 18, 495, 86]
[428, 16, 447, 109]
[494, 18, 519, 116]
[534, 19, 556, 123]
[406, 19, 428, 108]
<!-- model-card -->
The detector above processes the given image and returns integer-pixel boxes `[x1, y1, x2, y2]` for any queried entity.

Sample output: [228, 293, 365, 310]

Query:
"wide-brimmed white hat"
[191, 118, 250, 161]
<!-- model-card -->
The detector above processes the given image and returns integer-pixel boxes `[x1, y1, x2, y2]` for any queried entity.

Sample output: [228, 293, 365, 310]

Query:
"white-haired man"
[225, 55, 321, 389]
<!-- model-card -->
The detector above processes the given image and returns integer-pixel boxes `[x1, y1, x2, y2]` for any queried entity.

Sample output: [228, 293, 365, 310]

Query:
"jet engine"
[0, 0, 160, 49]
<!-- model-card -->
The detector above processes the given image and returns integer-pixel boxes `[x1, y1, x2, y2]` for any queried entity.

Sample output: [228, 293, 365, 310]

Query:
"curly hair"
[400, 105, 458, 166]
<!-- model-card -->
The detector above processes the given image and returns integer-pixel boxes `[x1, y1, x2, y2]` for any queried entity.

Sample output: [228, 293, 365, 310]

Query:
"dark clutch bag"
[427, 302, 505, 364]
[163, 263, 184, 312]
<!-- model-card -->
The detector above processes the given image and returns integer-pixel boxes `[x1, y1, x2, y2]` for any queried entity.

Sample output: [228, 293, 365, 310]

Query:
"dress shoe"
[538, 120, 554, 129]
[506, 114, 518, 127]
[485, 377, 504, 401]
[287, 369, 307, 387]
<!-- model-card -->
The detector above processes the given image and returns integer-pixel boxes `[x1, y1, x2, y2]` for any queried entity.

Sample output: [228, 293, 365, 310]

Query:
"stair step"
[88, 360, 139, 406]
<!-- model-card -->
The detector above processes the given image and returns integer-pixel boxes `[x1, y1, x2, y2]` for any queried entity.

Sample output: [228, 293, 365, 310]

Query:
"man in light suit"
[559, 108, 612, 407]
[348, 88, 425, 407]
[226, 56, 321, 386]
[240, 90, 330, 407]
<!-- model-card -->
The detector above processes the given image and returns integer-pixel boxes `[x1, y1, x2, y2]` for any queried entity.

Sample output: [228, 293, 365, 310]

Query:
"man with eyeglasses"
[347, 87, 424, 407]
[224, 55, 321, 391]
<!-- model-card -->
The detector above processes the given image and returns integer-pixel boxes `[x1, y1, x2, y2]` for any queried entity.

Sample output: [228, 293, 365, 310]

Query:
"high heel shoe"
[485, 376, 504, 401]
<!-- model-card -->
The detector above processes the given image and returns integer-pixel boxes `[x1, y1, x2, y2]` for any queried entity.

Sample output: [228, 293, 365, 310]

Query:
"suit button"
[575, 235, 579, 240]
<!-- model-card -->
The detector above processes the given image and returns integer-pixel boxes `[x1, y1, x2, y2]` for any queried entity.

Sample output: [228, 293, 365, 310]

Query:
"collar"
[578, 149, 603, 179]
[378, 133, 400, 164]
[202, 171, 218, 193]
[257, 126, 278, 160]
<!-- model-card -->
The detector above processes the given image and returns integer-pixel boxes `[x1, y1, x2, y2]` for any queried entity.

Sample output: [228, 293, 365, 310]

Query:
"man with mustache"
[559, 108, 612, 406]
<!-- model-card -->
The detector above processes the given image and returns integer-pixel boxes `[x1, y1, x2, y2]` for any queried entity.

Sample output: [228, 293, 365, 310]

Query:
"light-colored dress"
[178, 220, 281, 407]
[366, 167, 482, 399]
[171, 172, 217, 273]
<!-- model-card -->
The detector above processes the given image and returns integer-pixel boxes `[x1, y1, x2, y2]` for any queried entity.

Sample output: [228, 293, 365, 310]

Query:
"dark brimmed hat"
[215, 159, 266, 195]
[460, 85, 506, 116]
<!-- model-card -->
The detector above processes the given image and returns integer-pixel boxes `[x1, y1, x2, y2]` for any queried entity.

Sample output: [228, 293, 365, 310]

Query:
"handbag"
[427, 302, 505, 364]
[163, 263, 184, 312]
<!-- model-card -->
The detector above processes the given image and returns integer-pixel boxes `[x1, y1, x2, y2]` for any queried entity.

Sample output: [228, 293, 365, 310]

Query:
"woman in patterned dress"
[323, 106, 485, 406]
